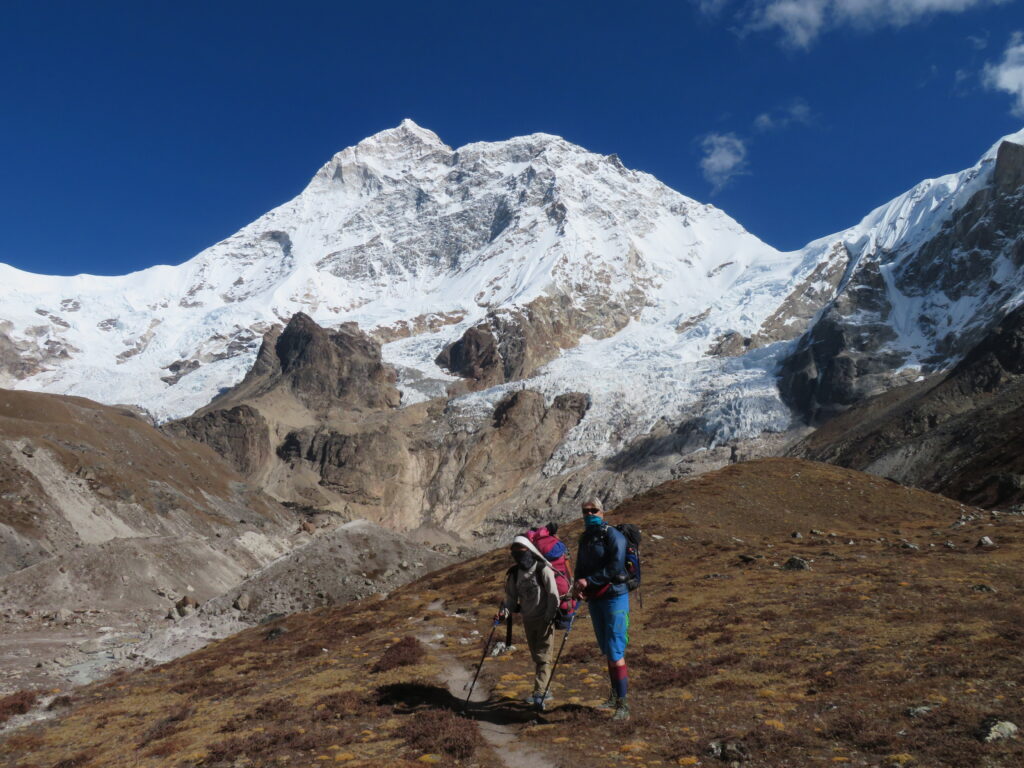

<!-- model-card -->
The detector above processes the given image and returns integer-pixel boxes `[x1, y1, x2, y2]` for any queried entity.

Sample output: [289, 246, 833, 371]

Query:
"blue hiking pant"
[588, 592, 630, 661]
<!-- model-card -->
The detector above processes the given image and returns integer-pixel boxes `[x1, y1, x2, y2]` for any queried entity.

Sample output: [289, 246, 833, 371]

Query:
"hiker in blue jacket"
[572, 498, 631, 721]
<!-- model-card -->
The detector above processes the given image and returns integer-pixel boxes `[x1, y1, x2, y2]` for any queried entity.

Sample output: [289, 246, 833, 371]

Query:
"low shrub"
[51, 752, 94, 768]
[295, 643, 325, 659]
[372, 637, 425, 672]
[397, 709, 482, 759]
[312, 690, 370, 720]
[204, 725, 336, 762]
[640, 661, 715, 691]
[137, 705, 193, 748]
[0, 690, 39, 724]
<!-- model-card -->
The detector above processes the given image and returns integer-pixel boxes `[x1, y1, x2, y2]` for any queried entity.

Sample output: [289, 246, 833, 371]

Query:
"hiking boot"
[595, 694, 619, 710]
[532, 694, 548, 712]
[612, 700, 630, 721]
[524, 692, 552, 705]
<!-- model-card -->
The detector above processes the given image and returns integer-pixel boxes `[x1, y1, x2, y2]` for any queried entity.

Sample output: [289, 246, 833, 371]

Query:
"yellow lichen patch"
[886, 754, 916, 766]
[417, 755, 443, 764]
[677, 757, 700, 766]
[621, 741, 648, 752]
[763, 719, 786, 730]
[333, 752, 357, 761]
[499, 672, 523, 681]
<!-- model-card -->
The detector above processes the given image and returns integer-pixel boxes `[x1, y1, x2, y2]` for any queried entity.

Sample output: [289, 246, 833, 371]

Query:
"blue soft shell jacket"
[575, 524, 628, 598]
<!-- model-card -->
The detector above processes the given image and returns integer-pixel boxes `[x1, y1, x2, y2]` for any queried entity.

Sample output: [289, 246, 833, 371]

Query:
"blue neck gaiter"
[584, 515, 604, 527]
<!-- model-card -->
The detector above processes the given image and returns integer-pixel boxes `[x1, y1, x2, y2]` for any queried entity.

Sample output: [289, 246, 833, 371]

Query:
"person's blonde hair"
[581, 498, 604, 512]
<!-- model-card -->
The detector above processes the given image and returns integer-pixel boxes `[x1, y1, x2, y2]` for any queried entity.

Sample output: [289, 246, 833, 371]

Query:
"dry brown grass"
[4, 459, 1024, 768]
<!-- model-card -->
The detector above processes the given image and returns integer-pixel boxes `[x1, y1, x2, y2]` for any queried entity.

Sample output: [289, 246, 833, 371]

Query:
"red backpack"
[525, 525, 577, 628]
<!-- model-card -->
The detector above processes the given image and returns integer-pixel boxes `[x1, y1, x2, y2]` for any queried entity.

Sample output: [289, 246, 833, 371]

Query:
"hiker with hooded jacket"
[501, 535, 561, 711]
[572, 498, 632, 720]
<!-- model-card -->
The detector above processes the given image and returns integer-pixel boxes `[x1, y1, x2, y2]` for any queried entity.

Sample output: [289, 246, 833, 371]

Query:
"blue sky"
[1, 0, 1022, 276]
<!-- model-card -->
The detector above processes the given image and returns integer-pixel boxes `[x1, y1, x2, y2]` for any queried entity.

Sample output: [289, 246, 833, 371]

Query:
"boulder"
[977, 717, 1019, 742]
[175, 595, 199, 617]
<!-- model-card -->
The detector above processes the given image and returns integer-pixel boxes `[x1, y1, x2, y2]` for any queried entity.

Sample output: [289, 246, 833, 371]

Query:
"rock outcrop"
[205, 313, 401, 415]
[436, 293, 643, 390]
[166, 405, 271, 476]
[791, 302, 1024, 508]
[172, 312, 592, 534]
[166, 313, 401, 482]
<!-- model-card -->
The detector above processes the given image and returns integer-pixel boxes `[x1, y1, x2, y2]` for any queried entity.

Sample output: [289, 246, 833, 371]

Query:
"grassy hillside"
[4, 458, 1023, 767]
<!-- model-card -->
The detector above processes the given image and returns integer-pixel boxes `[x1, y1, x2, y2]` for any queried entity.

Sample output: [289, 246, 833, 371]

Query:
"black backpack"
[609, 523, 642, 593]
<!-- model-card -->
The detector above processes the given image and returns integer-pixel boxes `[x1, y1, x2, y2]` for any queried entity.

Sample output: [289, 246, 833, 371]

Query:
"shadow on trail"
[376, 682, 595, 727]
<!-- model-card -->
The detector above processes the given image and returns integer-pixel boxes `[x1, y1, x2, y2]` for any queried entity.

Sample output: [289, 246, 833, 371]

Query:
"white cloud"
[754, 99, 813, 131]
[983, 31, 1024, 115]
[968, 33, 989, 49]
[705, 0, 1004, 48]
[700, 133, 749, 192]
[750, 0, 828, 47]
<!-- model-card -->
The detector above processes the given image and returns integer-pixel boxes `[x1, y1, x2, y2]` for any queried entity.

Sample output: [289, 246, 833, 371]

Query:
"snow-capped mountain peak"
[3, 123, 1021, 468]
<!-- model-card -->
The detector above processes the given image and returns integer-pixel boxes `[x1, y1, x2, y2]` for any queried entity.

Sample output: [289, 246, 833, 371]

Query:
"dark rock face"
[780, 139, 1024, 425]
[273, 313, 401, 411]
[170, 314, 399, 477]
[210, 313, 401, 414]
[166, 405, 271, 476]
[791, 302, 1024, 508]
[435, 325, 502, 383]
[436, 293, 640, 389]
[994, 140, 1024, 194]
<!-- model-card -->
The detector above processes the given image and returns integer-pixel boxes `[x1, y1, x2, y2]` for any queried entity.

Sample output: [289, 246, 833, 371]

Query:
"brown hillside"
[0, 388, 291, 595]
[3, 458, 1023, 768]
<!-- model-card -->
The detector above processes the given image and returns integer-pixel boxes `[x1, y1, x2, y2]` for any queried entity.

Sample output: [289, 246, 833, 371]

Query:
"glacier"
[1, 120, 1022, 464]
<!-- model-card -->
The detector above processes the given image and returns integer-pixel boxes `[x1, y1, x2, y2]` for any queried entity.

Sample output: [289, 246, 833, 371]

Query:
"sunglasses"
[581, 508, 600, 513]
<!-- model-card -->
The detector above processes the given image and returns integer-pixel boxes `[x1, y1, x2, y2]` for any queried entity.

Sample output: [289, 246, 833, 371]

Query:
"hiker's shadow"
[376, 682, 592, 726]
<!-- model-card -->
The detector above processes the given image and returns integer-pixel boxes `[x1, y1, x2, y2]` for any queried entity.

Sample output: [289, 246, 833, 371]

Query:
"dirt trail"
[419, 620, 556, 768]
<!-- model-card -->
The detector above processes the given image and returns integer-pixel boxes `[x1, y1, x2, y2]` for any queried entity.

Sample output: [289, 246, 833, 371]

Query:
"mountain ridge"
[2, 121, 1023, 478]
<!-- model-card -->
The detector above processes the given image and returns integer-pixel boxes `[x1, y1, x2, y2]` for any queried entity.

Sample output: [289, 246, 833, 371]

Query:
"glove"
[571, 578, 587, 599]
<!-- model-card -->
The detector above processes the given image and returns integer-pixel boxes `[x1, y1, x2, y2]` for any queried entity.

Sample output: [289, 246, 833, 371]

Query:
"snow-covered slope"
[779, 127, 1024, 421]
[0, 121, 817, 452]
[3, 121, 1023, 463]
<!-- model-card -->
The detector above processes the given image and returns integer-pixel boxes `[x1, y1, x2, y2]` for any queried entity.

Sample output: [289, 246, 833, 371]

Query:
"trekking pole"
[464, 606, 503, 710]
[539, 599, 584, 705]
